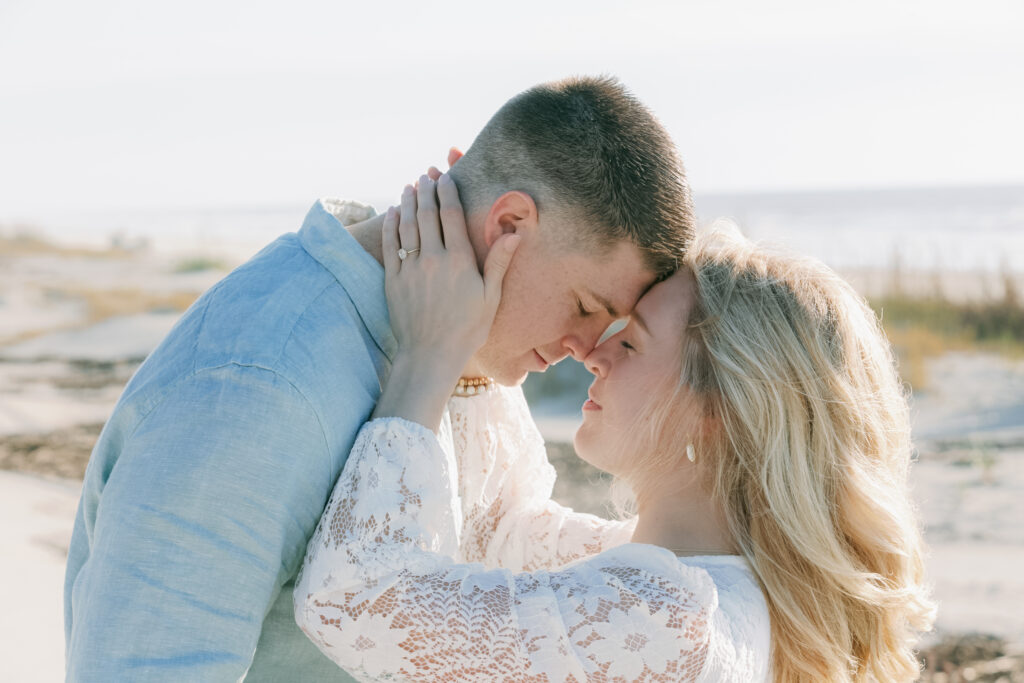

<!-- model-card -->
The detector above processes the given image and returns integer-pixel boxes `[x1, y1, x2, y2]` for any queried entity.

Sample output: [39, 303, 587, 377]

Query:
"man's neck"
[347, 213, 387, 267]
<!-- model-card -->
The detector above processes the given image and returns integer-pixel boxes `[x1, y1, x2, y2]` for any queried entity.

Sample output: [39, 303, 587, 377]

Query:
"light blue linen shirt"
[64, 200, 392, 681]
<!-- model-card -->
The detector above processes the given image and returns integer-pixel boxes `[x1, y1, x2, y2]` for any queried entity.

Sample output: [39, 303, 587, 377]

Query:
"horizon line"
[1, 180, 1022, 223]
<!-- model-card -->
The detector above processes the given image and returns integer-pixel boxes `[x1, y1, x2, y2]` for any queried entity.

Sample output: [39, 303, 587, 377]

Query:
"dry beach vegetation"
[2, 229, 1023, 680]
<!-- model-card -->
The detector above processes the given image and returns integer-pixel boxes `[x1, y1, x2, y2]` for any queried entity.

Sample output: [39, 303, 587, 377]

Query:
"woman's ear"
[482, 191, 538, 249]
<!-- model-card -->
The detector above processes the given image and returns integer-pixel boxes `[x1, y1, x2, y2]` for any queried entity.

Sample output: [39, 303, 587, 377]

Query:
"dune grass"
[872, 270, 1024, 389]
[0, 287, 202, 347]
[0, 233, 133, 259]
[68, 287, 201, 323]
[1, 231, 206, 345]
[173, 256, 229, 273]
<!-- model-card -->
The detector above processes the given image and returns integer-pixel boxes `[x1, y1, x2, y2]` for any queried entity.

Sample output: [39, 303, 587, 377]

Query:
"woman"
[294, 181, 934, 681]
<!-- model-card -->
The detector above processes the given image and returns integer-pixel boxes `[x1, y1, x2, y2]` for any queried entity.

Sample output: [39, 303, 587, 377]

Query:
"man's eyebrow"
[587, 290, 621, 319]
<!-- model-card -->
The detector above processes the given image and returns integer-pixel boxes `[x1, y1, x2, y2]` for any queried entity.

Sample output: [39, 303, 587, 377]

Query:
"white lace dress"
[295, 385, 771, 682]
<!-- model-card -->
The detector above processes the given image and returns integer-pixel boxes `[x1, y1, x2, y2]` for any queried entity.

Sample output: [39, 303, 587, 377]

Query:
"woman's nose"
[561, 315, 611, 363]
[583, 346, 609, 378]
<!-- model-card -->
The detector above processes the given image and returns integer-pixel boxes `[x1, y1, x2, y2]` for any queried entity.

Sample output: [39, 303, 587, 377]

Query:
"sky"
[1, 0, 1022, 218]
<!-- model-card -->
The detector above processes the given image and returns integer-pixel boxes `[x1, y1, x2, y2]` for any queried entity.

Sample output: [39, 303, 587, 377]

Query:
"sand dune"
[2, 237, 1023, 678]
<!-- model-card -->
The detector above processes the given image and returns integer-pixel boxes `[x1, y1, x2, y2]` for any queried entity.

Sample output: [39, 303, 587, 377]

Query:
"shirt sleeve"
[294, 417, 715, 681]
[449, 386, 636, 572]
[65, 365, 334, 681]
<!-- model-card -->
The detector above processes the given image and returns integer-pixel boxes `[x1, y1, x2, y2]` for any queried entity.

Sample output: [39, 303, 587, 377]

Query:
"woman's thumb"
[483, 233, 522, 308]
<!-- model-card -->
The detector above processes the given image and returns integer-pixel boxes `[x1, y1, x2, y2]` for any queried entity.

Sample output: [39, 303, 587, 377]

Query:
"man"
[64, 75, 695, 681]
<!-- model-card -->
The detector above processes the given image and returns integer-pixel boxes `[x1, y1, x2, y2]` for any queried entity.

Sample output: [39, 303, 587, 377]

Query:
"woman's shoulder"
[680, 554, 765, 604]
[569, 542, 721, 597]
[680, 554, 772, 682]
[522, 543, 721, 680]
[581, 543, 767, 611]
[562, 544, 770, 682]
[564, 544, 769, 623]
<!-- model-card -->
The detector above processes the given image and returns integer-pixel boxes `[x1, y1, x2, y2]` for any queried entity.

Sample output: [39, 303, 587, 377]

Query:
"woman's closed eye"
[621, 340, 636, 352]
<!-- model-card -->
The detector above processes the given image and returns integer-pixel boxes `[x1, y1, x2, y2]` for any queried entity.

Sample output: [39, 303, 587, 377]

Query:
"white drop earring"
[686, 443, 696, 463]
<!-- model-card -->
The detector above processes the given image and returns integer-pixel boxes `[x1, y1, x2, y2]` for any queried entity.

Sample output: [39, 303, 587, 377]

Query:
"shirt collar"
[297, 198, 396, 361]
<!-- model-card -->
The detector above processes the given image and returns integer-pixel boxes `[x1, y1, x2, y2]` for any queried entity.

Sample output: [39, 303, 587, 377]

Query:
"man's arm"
[66, 364, 332, 681]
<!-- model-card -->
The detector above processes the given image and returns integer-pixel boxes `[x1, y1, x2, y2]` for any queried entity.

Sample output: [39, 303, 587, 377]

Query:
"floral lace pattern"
[448, 386, 635, 571]
[295, 386, 770, 681]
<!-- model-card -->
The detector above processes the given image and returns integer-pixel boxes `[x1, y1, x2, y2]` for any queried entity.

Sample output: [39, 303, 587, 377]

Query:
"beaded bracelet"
[453, 376, 495, 397]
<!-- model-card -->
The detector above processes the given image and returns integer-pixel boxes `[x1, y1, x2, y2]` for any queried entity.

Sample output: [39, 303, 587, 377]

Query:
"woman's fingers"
[436, 174, 471, 255]
[382, 172, 507, 372]
[381, 206, 401, 277]
[483, 233, 521, 314]
[397, 185, 419, 254]
[416, 175, 443, 253]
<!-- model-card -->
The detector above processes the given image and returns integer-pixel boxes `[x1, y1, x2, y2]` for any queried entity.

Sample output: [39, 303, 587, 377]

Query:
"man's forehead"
[572, 239, 657, 314]
[583, 278, 653, 318]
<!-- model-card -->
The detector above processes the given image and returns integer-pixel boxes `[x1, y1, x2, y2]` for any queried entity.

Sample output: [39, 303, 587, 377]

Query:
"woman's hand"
[371, 173, 520, 429]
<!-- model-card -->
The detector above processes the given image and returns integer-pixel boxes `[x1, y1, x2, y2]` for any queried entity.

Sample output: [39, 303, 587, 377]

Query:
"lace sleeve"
[450, 386, 636, 571]
[294, 419, 460, 599]
[293, 417, 717, 680]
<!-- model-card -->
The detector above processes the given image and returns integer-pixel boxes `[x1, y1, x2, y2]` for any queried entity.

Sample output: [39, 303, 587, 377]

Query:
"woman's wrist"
[370, 352, 465, 429]
[392, 349, 468, 386]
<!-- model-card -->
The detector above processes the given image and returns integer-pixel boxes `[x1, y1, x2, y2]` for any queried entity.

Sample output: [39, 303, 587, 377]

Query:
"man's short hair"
[450, 75, 695, 277]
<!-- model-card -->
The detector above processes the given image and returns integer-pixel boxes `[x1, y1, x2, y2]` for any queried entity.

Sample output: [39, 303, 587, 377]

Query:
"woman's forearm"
[371, 352, 465, 431]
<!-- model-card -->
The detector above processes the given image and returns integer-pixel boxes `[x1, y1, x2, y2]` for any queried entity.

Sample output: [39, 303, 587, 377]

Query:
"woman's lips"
[583, 399, 601, 411]
[533, 350, 549, 370]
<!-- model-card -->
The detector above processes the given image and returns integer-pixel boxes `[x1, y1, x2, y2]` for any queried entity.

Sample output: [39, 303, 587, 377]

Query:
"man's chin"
[493, 367, 529, 387]
[478, 353, 536, 387]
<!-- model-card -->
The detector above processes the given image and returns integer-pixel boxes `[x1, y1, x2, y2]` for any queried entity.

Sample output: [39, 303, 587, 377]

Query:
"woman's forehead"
[633, 270, 696, 330]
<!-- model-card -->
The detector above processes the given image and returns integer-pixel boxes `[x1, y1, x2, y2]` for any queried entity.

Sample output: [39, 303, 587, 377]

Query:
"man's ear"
[447, 147, 464, 168]
[482, 191, 538, 249]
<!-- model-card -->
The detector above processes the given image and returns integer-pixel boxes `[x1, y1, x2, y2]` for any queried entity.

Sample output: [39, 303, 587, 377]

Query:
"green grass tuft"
[173, 257, 228, 273]
[872, 271, 1024, 388]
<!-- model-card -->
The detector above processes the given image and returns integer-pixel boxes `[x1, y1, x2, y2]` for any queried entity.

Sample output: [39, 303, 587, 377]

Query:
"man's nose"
[561, 320, 608, 363]
[561, 336, 592, 363]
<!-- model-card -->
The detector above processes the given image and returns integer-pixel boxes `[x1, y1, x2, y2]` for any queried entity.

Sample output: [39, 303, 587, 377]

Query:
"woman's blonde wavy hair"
[664, 226, 935, 681]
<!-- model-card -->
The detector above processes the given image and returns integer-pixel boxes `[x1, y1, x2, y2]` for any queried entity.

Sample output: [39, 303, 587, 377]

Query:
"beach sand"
[0, 472, 79, 683]
[3, 238, 1023, 680]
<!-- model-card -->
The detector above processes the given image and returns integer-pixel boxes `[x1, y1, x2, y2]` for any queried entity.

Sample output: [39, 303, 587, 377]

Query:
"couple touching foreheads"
[64, 76, 934, 682]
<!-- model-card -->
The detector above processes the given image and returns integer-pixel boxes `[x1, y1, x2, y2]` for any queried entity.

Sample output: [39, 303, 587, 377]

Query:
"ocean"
[694, 184, 1024, 273]
[5, 184, 1022, 273]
